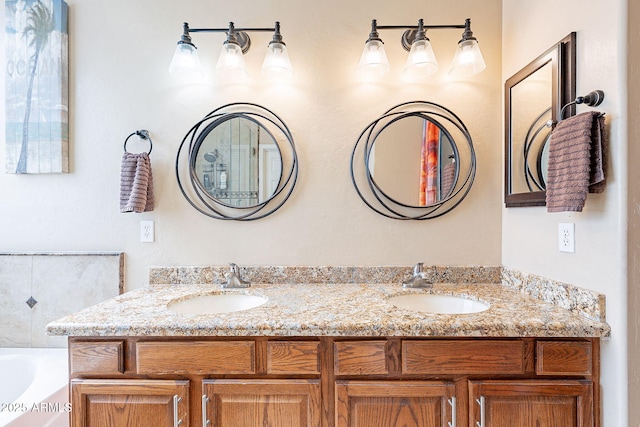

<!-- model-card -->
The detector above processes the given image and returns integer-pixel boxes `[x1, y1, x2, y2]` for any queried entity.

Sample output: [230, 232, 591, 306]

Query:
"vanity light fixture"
[358, 18, 486, 80]
[169, 21, 293, 81]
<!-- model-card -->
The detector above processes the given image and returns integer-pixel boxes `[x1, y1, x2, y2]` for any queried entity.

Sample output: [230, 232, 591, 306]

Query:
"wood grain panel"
[71, 379, 189, 427]
[469, 379, 593, 427]
[70, 340, 124, 375]
[136, 341, 255, 374]
[536, 340, 592, 376]
[403, 340, 525, 375]
[335, 380, 455, 427]
[203, 379, 321, 427]
[334, 341, 388, 375]
[267, 341, 320, 375]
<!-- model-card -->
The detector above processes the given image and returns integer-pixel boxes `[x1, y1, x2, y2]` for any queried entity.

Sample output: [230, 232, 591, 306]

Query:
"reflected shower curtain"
[419, 120, 439, 206]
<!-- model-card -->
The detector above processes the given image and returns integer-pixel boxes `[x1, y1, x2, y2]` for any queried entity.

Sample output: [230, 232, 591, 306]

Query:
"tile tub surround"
[45, 282, 610, 338]
[0, 252, 124, 347]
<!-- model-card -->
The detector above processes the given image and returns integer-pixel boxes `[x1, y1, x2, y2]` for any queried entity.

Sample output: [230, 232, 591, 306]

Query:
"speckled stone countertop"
[46, 282, 610, 338]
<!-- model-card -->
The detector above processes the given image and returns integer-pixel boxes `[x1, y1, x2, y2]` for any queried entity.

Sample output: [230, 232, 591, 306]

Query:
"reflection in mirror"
[351, 101, 476, 220]
[504, 32, 576, 207]
[176, 103, 298, 221]
[510, 62, 552, 193]
[368, 116, 458, 207]
[193, 117, 282, 208]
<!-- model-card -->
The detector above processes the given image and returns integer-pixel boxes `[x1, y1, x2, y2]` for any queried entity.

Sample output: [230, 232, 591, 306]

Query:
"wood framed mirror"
[504, 33, 576, 207]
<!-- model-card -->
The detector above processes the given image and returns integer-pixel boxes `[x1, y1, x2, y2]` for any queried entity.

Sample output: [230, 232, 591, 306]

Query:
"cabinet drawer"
[136, 341, 255, 374]
[334, 341, 388, 375]
[267, 341, 320, 374]
[70, 340, 124, 375]
[536, 341, 592, 376]
[403, 340, 525, 375]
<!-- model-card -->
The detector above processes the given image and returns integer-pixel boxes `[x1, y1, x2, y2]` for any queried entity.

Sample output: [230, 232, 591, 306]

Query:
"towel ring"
[124, 130, 153, 155]
[560, 90, 605, 120]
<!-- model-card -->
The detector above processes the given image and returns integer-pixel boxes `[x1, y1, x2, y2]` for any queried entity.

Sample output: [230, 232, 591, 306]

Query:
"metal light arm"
[371, 19, 472, 52]
[180, 22, 278, 54]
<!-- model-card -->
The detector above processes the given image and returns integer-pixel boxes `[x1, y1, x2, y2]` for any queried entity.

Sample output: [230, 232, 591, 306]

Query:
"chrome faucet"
[222, 263, 251, 288]
[402, 263, 432, 288]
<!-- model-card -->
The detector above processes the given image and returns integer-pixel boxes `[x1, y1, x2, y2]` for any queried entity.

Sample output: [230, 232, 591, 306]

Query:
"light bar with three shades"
[169, 21, 293, 81]
[358, 18, 486, 80]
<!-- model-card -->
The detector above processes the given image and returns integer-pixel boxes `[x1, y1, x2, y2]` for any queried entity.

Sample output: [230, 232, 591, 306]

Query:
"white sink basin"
[388, 294, 489, 314]
[168, 294, 268, 315]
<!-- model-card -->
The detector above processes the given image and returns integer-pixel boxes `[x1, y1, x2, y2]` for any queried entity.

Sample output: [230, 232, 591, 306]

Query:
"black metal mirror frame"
[504, 32, 576, 207]
[351, 101, 476, 220]
[176, 103, 298, 221]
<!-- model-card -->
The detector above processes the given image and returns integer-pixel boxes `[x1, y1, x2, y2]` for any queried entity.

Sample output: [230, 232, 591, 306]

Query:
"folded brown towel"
[120, 152, 154, 213]
[546, 111, 606, 212]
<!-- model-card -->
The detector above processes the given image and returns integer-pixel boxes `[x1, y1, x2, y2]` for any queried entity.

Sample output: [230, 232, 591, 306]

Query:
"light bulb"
[169, 43, 204, 80]
[449, 39, 486, 77]
[403, 39, 438, 81]
[357, 39, 390, 79]
[262, 42, 293, 80]
[216, 42, 249, 81]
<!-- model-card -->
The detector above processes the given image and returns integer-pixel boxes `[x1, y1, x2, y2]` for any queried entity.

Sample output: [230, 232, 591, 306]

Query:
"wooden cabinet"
[469, 380, 593, 427]
[68, 337, 599, 427]
[71, 379, 189, 427]
[335, 381, 455, 427]
[203, 379, 321, 427]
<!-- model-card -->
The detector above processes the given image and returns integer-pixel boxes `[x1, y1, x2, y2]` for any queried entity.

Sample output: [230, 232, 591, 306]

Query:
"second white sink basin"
[388, 294, 489, 314]
[168, 294, 268, 315]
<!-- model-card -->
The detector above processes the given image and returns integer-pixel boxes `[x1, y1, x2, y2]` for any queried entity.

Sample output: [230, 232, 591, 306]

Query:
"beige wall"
[0, 3, 502, 287]
[2, 0, 634, 423]
[502, 0, 628, 425]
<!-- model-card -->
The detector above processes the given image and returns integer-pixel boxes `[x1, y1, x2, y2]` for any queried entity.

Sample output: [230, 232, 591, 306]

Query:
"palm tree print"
[15, 0, 56, 173]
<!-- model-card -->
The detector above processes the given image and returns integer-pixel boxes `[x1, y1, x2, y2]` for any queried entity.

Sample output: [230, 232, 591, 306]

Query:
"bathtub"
[0, 348, 69, 427]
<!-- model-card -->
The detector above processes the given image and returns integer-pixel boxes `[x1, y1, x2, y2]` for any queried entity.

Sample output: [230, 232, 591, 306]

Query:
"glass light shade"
[357, 39, 390, 79]
[449, 39, 486, 77]
[402, 39, 438, 80]
[169, 43, 204, 80]
[216, 42, 249, 80]
[261, 42, 293, 80]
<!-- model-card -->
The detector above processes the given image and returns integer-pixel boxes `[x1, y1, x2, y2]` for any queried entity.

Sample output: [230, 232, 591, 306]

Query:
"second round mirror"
[368, 115, 458, 207]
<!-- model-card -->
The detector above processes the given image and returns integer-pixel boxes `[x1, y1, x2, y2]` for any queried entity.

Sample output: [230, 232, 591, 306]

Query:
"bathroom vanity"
[66, 335, 597, 427]
[47, 276, 609, 427]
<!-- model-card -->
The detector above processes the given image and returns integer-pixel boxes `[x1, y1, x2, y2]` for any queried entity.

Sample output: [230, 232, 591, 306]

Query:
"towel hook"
[124, 129, 153, 155]
[560, 90, 605, 120]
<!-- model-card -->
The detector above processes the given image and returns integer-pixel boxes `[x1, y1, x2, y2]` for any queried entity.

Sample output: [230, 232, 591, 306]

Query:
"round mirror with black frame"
[176, 103, 298, 220]
[504, 32, 576, 207]
[351, 101, 476, 220]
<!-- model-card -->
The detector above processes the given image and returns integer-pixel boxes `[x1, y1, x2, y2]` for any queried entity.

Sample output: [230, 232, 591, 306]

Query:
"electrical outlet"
[558, 223, 575, 253]
[140, 220, 154, 243]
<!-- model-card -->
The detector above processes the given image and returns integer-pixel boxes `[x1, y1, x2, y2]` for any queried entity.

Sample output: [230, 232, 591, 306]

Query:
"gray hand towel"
[120, 152, 155, 213]
[545, 111, 606, 213]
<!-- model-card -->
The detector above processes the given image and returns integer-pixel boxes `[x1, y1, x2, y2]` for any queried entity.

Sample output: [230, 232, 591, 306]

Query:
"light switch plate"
[558, 223, 575, 253]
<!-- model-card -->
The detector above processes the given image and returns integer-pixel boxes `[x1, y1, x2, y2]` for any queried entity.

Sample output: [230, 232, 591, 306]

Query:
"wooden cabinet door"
[469, 380, 593, 427]
[336, 380, 456, 427]
[203, 379, 321, 427]
[71, 379, 189, 427]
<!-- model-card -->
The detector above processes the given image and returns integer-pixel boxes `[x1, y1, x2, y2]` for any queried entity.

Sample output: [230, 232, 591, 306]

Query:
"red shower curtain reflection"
[419, 120, 439, 206]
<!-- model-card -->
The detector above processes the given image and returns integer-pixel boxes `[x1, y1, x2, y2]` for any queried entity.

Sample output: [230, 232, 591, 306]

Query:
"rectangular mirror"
[504, 33, 576, 207]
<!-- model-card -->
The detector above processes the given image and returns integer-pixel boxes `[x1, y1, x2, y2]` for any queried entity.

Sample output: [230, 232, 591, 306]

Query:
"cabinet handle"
[475, 396, 485, 427]
[173, 395, 183, 427]
[202, 395, 211, 427]
[447, 397, 456, 427]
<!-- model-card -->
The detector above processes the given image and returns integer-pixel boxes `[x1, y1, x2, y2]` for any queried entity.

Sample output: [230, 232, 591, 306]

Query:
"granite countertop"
[46, 282, 611, 338]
